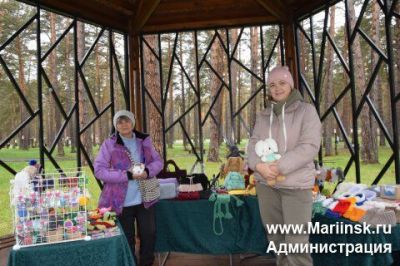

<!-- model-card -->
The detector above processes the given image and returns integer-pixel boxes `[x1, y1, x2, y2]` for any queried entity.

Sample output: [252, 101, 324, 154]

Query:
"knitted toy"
[222, 157, 245, 176]
[208, 193, 244, 235]
[313, 164, 344, 197]
[255, 138, 285, 185]
[11, 160, 41, 200]
[224, 171, 245, 191]
[221, 144, 246, 177]
[131, 163, 145, 175]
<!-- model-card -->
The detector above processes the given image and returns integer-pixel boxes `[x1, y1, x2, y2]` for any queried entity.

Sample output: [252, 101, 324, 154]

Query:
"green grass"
[0, 141, 397, 237]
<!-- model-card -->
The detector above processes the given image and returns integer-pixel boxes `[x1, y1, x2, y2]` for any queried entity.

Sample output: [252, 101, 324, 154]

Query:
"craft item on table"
[255, 138, 285, 185]
[312, 201, 327, 218]
[322, 198, 334, 208]
[332, 198, 356, 216]
[339, 192, 368, 206]
[79, 196, 89, 207]
[343, 205, 366, 222]
[178, 183, 203, 192]
[157, 160, 187, 180]
[380, 185, 400, 200]
[87, 208, 117, 232]
[208, 193, 244, 235]
[158, 178, 178, 200]
[177, 191, 200, 200]
[11, 169, 89, 248]
[11, 160, 41, 203]
[180, 173, 210, 191]
[224, 171, 245, 191]
[313, 164, 344, 197]
[220, 142, 246, 177]
[325, 209, 341, 219]
[332, 183, 368, 199]
[313, 194, 326, 203]
[360, 208, 397, 227]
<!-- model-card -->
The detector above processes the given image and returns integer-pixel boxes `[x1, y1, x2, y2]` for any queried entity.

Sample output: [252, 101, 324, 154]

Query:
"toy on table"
[87, 207, 118, 237]
[313, 163, 344, 197]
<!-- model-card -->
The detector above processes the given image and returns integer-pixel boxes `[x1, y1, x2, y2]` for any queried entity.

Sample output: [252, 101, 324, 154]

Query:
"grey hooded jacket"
[247, 91, 322, 189]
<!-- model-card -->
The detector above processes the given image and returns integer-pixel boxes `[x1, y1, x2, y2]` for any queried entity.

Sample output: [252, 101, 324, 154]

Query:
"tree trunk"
[370, 1, 385, 147]
[49, 13, 65, 156]
[323, 6, 335, 156]
[95, 39, 101, 146]
[65, 27, 76, 153]
[341, 25, 352, 147]
[228, 29, 238, 144]
[144, 35, 163, 157]
[207, 39, 223, 162]
[77, 22, 93, 163]
[236, 41, 242, 144]
[348, 0, 378, 163]
[192, 32, 199, 150]
[179, 35, 188, 150]
[249, 27, 259, 134]
[16, 36, 30, 150]
[167, 36, 174, 148]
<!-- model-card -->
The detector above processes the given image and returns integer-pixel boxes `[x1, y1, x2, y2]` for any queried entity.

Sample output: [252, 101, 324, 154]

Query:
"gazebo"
[1, 0, 396, 185]
[1, 0, 400, 264]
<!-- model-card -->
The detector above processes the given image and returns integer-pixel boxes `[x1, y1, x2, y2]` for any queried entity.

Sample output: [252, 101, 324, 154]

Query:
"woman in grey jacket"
[247, 66, 321, 266]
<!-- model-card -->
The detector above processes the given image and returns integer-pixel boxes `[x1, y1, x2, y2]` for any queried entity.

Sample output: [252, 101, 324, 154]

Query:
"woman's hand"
[255, 162, 279, 182]
[132, 171, 148, 180]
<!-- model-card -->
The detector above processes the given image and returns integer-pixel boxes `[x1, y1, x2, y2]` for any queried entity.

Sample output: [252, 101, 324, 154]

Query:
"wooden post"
[283, 19, 299, 90]
[128, 34, 143, 131]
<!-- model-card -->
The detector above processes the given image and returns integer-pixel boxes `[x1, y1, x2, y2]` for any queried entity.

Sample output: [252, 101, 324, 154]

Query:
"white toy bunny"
[255, 138, 281, 162]
[254, 138, 285, 185]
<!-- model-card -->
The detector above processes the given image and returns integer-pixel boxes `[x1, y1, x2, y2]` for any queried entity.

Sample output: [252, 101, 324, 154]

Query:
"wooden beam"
[20, 0, 130, 32]
[128, 34, 143, 131]
[143, 16, 277, 33]
[93, 0, 135, 16]
[132, 0, 161, 34]
[255, 0, 288, 23]
[294, 0, 340, 20]
[283, 21, 299, 90]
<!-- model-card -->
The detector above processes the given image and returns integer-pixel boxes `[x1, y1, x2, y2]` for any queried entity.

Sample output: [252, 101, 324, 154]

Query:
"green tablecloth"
[155, 196, 400, 266]
[7, 232, 135, 266]
[155, 196, 266, 254]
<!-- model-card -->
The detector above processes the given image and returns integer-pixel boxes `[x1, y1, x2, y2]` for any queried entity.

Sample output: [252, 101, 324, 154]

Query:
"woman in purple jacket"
[94, 110, 163, 266]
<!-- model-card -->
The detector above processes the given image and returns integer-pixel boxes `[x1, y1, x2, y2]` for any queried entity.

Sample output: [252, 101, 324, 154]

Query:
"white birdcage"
[9, 168, 91, 249]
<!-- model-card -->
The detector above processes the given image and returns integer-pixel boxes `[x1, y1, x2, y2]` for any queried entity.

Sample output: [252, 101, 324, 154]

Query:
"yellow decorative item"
[79, 196, 89, 206]
[228, 189, 247, 195]
[246, 175, 257, 196]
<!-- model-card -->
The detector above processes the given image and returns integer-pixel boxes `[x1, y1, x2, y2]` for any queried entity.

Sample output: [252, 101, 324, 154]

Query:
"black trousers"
[119, 204, 156, 266]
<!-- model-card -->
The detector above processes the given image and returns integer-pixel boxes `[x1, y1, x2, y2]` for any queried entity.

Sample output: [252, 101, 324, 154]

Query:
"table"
[155, 196, 400, 266]
[7, 232, 135, 266]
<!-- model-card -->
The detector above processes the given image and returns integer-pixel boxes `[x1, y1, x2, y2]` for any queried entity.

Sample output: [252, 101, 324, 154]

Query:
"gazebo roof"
[21, 0, 337, 34]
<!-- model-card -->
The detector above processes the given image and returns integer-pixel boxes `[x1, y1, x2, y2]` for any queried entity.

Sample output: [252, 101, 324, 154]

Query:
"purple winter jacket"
[94, 130, 163, 214]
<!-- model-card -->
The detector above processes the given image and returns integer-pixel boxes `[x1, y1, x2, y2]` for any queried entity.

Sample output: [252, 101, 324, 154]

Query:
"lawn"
[0, 140, 397, 237]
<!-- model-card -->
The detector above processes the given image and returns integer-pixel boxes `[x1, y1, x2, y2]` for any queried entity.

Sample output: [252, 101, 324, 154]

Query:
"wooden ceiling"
[21, 0, 337, 34]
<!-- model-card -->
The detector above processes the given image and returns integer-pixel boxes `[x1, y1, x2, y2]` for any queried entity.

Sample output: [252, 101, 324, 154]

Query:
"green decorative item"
[208, 193, 244, 236]
[224, 171, 245, 191]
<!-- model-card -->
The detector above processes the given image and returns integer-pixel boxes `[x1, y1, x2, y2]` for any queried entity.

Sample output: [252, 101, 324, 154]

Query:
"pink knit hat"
[267, 66, 294, 89]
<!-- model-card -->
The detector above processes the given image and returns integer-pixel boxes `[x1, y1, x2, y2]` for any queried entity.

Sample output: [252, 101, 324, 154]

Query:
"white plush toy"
[11, 161, 40, 203]
[255, 138, 281, 162]
[131, 163, 145, 175]
[254, 138, 285, 185]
